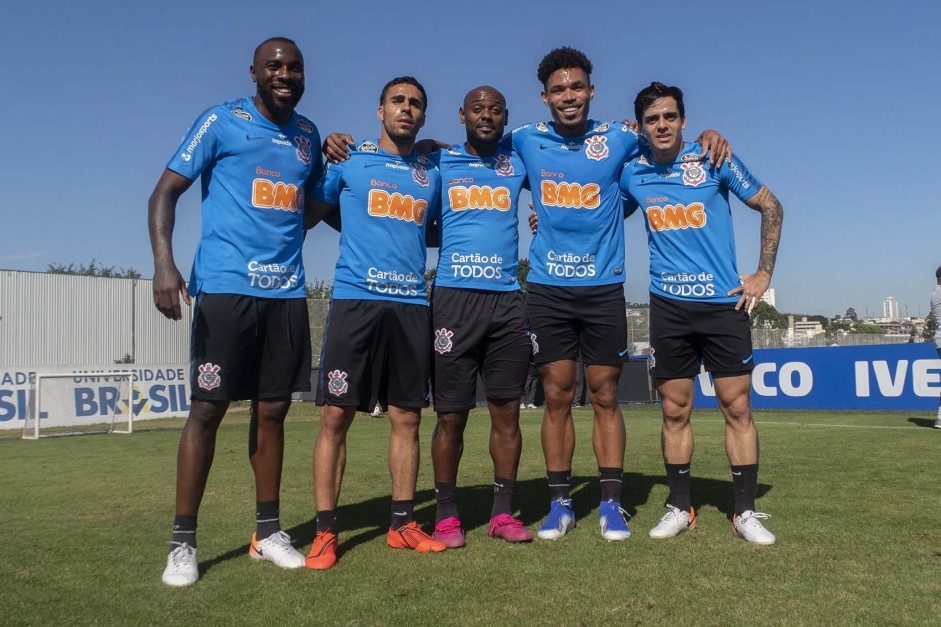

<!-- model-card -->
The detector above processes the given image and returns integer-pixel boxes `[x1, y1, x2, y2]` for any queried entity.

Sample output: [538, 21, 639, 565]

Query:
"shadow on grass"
[198, 474, 772, 573]
[907, 416, 939, 429]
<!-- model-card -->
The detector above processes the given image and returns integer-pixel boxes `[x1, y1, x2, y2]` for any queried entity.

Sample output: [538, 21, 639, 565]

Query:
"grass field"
[2, 404, 939, 625]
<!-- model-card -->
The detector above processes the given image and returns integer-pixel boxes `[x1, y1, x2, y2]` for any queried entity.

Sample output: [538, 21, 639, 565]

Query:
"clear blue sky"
[2, 0, 938, 319]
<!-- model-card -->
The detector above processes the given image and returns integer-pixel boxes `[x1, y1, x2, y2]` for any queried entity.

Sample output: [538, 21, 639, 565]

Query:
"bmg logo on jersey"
[448, 186, 511, 211]
[646, 202, 706, 232]
[252, 178, 303, 213]
[367, 189, 427, 225]
[541, 181, 600, 209]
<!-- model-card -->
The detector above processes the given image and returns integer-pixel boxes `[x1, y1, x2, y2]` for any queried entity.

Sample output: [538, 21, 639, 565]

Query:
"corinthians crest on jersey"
[434, 328, 454, 354]
[494, 153, 514, 176]
[681, 161, 706, 186]
[411, 162, 429, 187]
[584, 135, 609, 161]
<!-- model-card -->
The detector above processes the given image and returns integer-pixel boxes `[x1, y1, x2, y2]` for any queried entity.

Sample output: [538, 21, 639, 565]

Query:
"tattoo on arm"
[747, 186, 783, 275]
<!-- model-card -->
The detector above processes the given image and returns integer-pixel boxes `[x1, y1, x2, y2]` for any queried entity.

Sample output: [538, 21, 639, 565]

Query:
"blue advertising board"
[694, 343, 941, 410]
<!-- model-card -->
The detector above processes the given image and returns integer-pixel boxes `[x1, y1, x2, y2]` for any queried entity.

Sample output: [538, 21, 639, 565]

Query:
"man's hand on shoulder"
[323, 133, 354, 163]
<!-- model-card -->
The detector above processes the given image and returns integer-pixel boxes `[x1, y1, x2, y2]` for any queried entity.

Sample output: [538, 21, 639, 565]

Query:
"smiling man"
[511, 47, 730, 543]
[428, 86, 533, 548]
[304, 77, 445, 570]
[148, 37, 322, 587]
[620, 82, 784, 544]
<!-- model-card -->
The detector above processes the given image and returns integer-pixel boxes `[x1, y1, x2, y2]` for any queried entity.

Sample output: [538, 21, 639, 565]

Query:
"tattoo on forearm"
[754, 187, 783, 275]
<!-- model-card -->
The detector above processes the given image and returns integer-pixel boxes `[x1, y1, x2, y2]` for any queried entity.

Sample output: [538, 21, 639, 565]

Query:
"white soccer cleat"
[162, 543, 199, 587]
[520, 403, 527, 409]
[249, 531, 306, 568]
[649, 505, 696, 539]
[733, 510, 776, 545]
[526, 404, 537, 409]
[934, 417, 941, 429]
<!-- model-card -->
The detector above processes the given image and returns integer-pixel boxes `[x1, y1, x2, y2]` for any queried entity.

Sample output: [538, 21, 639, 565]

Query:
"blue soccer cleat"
[536, 498, 575, 540]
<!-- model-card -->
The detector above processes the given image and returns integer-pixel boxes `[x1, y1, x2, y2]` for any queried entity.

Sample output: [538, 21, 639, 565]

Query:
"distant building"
[883, 296, 899, 321]
[785, 315, 824, 344]
[760, 288, 776, 308]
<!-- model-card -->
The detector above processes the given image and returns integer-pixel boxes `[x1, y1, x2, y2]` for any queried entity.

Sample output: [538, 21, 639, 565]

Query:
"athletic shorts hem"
[433, 402, 477, 414]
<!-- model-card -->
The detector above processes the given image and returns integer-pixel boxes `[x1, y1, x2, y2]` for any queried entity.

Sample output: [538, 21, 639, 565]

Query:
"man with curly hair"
[512, 47, 729, 542]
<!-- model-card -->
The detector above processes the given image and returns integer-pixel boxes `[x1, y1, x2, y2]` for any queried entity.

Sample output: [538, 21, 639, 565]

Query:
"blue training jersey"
[166, 97, 322, 298]
[620, 142, 763, 304]
[314, 140, 441, 305]
[435, 141, 528, 291]
[511, 120, 642, 287]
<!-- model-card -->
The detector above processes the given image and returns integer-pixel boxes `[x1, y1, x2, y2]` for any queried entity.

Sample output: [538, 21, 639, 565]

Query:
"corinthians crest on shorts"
[681, 161, 706, 186]
[434, 328, 454, 354]
[327, 369, 349, 396]
[584, 135, 609, 161]
[411, 162, 429, 187]
[197, 363, 222, 391]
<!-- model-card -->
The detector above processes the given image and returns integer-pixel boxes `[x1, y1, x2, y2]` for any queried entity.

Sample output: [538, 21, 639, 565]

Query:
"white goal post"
[22, 372, 135, 439]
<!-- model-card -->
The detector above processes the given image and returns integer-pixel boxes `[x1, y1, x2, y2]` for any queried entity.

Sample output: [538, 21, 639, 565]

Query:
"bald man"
[427, 87, 534, 546]
[149, 37, 322, 586]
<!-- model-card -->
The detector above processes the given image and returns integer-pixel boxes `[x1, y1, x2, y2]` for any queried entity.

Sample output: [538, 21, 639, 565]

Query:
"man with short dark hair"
[931, 266, 941, 428]
[305, 76, 445, 570]
[621, 81, 783, 544]
[148, 37, 322, 586]
[513, 47, 730, 541]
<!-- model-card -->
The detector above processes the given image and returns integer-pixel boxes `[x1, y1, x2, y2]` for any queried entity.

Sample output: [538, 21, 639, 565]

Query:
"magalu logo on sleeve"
[232, 108, 253, 121]
[297, 119, 314, 133]
[358, 141, 379, 153]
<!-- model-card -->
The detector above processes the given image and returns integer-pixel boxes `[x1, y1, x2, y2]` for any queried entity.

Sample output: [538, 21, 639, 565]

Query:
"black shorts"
[431, 287, 531, 412]
[317, 299, 430, 412]
[190, 293, 311, 401]
[527, 283, 627, 366]
[648, 293, 753, 380]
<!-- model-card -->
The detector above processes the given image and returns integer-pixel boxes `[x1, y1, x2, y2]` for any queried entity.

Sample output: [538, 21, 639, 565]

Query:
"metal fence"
[0, 272, 922, 367]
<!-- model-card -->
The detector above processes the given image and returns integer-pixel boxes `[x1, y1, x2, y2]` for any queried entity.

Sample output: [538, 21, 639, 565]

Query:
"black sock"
[434, 480, 458, 522]
[665, 463, 692, 511]
[316, 509, 338, 534]
[255, 500, 281, 540]
[170, 515, 197, 550]
[491, 476, 515, 518]
[391, 500, 414, 529]
[731, 464, 758, 514]
[599, 467, 623, 502]
[547, 470, 571, 501]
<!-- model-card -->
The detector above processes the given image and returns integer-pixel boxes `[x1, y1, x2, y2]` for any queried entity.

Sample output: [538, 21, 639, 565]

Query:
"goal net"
[22, 372, 135, 439]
